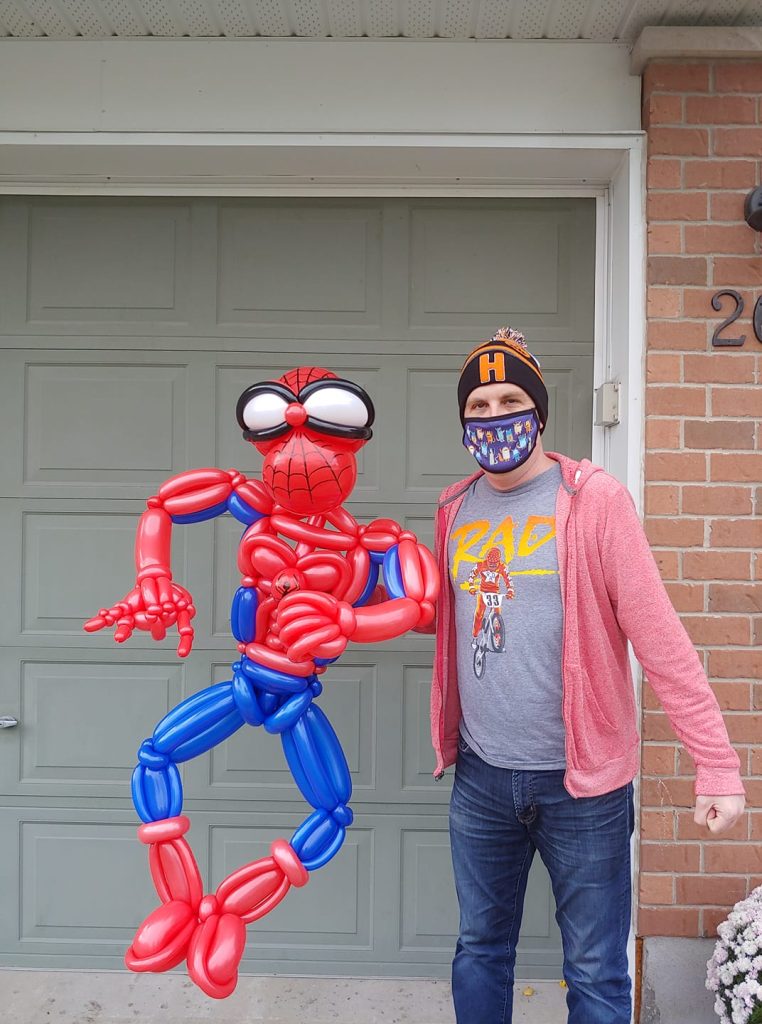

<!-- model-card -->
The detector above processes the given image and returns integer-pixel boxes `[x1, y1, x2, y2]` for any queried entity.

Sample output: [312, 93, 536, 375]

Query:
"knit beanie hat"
[457, 327, 548, 431]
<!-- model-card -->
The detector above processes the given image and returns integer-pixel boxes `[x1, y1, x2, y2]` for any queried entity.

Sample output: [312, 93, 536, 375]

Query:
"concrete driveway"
[3, 970, 569, 1023]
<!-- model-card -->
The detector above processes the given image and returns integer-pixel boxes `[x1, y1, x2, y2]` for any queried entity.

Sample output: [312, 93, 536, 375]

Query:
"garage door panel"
[217, 202, 383, 327]
[408, 200, 594, 335]
[23, 363, 188, 486]
[25, 200, 193, 327]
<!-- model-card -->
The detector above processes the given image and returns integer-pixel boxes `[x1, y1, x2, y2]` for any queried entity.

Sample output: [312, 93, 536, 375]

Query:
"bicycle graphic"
[472, 591, 506, 679]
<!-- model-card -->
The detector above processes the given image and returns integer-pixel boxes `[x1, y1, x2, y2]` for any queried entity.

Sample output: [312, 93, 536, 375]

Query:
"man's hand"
[694, 794, 746, 835]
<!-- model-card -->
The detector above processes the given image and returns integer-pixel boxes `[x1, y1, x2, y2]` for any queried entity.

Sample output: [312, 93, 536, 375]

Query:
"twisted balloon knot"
[332, 804, 353, 827]
[197, 895, 219, 922]
[137, 738, 170, 770]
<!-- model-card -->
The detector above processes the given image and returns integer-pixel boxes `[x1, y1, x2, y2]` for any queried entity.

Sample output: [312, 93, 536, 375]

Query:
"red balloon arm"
[351, 598, 422, 642]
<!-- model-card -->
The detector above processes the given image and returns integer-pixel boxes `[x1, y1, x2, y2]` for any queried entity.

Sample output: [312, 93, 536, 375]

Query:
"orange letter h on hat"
[479, 351, 506, 384]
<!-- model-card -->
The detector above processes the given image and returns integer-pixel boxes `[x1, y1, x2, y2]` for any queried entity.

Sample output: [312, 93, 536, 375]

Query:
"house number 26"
[711, 290, 762, 347]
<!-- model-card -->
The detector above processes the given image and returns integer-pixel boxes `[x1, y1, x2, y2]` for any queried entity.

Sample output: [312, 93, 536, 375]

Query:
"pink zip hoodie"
[429, 452, 745, 799]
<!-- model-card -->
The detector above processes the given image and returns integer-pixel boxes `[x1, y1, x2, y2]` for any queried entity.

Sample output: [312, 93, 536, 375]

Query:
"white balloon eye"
[302, 386, 369, 428]
[241, 391, 290, 432]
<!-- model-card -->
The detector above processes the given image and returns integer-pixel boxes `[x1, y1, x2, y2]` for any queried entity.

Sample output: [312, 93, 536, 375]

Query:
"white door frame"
[0, 129, 646, 1005]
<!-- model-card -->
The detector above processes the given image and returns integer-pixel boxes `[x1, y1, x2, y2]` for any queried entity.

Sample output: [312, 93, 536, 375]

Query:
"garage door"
[0, 196, 595, 977]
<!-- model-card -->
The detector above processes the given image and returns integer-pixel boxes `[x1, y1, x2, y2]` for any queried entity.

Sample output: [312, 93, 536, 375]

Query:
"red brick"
[709, 649, 762, 680]
[713, 257, 762, 287]
[712, 388, 762, 417]
[705, 844, 762, 874]
[643, 711, 679, 742]
[752, 750, 762, 775]
[751, 814, 762, 839]
[678, 810, 748, 841]
[711, 453, 762, 483]
[640, 842, 700, 873]
[645, 387, 706, 416]
[683, 616, 751, 646]
[647, 160, 682, 190]
[646, 518, 703, 546]
[683, 159, 757, 189]
[647, 287, 682, 318]
[645, 418, 681, 449]
[645, 484, 680, 515]
[642, 743, 678, 775]
[649, 256, 707, 286]
[686, 95, 758, 124]
[711, 519, 762, 548]
[755, 683, 762, 709]
[708, 583, 762, 613]
[640, 874, 675, 905]
[685, 223, 756, 254]
[638, 907, 700, 938]
[647, 320, 708, 350]
[711, 192, 753, 222]
[702, 908, 733, 938]
[641, 776, 695, 808]
[684, 550, 751, 580]
[714, 128, 762, 157]
[677, 875, 748, 905]
[682, 485, 753, 515]
[646, 353, 682, 383]
[653, 549, 679, 580]
[684, 420, 755, 450]
[646, 451, 707, 481]
[644, 63, 710, 93]
[665, 581, 705, 612]
[648, 223, 682, 254]
[684, 354, 756, 384]
[710, 681, 752, 710]
[714, 63, 762, 93]
[648, 191, 708, 220]
[644, 93, 683, 126]
[684, 287, 754, 319]
[641, 808, 676, 842]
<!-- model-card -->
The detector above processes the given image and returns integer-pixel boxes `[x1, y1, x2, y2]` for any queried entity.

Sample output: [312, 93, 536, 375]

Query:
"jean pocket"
[457, 734, 471, 755]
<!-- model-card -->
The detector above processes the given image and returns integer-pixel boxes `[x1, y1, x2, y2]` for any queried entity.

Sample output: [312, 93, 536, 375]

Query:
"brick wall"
[641, 58, 762, 940]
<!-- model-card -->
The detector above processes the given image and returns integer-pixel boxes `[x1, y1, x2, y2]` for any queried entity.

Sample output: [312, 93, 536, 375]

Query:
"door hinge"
[594, 380, 620, 427]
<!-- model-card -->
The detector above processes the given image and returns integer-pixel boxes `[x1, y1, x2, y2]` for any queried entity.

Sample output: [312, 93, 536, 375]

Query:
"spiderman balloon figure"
[84, 367, 439, 999]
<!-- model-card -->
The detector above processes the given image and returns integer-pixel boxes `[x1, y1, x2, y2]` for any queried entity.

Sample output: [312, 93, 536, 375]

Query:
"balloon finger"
[279, 615, 328, 645]
[313, 636, 347, 659]
[289, 624, 340, 662]
[114, 617, 134, 644]
[83, 615, 106, 633]
[157, 576, 173, 605]
[176, 610, 194, 657]
[141, 577, 160, 614]
[151, 620, 167, 641]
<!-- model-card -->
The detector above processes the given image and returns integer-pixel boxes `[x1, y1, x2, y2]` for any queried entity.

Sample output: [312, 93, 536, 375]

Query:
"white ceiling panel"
[0, 0, 760, 39]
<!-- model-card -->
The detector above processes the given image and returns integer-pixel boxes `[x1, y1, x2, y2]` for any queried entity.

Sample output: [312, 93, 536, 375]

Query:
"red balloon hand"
[84, 576, 196, 657]
[274, 590, 356, 663]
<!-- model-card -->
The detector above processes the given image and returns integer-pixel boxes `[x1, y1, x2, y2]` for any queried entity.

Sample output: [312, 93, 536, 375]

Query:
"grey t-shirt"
[448, 462, 566, 769]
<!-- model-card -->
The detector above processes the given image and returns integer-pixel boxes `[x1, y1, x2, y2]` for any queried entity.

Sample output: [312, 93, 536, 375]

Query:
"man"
[427, 328, 746, 1024]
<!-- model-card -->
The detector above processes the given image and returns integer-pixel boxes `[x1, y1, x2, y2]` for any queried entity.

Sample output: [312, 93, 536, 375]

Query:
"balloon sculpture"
[84, 366, 439, 999]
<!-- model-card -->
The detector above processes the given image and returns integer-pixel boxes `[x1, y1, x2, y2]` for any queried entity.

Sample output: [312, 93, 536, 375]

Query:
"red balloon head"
[236, 367, 375, 516]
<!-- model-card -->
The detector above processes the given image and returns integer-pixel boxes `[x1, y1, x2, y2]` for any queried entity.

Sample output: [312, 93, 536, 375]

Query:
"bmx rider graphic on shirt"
[451, 499, 557, 680]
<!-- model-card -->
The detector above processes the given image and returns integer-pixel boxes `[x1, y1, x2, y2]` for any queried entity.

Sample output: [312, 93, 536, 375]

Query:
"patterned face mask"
[462, 408, 540, 473]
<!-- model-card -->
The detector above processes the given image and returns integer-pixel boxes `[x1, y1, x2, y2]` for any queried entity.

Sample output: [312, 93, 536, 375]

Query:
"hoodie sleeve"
[600, 484, 744, 798]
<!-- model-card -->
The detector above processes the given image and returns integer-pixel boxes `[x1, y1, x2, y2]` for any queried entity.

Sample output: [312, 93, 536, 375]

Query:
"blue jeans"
[449, 735, 634, 1024]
